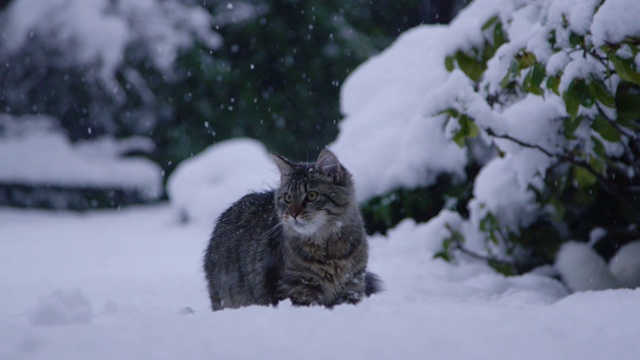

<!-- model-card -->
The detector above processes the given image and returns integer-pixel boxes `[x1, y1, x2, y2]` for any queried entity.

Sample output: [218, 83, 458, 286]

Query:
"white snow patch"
[167, 138, 279, 223]
[2, 207, 639, 359]
[332, 25, 469, 200]
[555, 241, 618, 292]
[609, 240, 640, 289]
[29, 290, 93, 326]
[469, 155, 540, 231]
[591, 0, 640, 47]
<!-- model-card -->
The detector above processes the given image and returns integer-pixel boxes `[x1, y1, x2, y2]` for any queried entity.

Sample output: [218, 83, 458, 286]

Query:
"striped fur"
[203, 149, 382, 310]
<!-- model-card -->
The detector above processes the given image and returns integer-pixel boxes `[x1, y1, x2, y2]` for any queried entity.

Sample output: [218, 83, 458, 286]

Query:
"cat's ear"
[316, 149, 344, 183]
[272, 153, 293, 180]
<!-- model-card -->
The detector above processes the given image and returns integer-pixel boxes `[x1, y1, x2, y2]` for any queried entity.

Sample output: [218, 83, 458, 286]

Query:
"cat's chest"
[286, 239, 358, 282]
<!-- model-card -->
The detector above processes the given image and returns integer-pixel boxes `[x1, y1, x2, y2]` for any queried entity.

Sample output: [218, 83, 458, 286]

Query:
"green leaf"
[563, 115, 583, 136]
[433, 251, 452, 262]
[548, 30, 558, 50]
[501, 60, 519, 88]
[482, 43, 497, 62]
[445, 55, 455, 72]
[590, 77, 615, 108]
[481, 15, 499, 31]
[493, 22, 506, 48]
[569, 32, 583, 47]
[466, 117, 479, 139]
[453, 130, 466, 147]
[574, 79, 595, 108]
[549, 198, 566, 221]
[615, 82, 640, 123]
[591, 136, 607, 158]
[452, 114, 479, 147]
[546, 75, 561, 95]
[480, 212, 498, 232]
[592, 115, 621, 142]
[531, 63, 546, 87]
[438, 107, 460, 118]
[609, 54, 640, 85]
[489, 261, 515, 276]
[516, 51, 536, 69]
[574, 166, 597, 188]
[455, 51, 486, 82]
[523, 64, 545, 95]
[590, 156, 607, 175]
[563, 80, 580, 118]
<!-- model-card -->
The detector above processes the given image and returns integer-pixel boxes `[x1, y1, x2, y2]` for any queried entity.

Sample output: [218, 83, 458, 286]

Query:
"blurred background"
[0, 0, 470, 210]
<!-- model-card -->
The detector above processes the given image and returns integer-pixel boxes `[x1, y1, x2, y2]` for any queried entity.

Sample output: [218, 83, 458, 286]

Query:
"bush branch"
[485, 127, 640, 220]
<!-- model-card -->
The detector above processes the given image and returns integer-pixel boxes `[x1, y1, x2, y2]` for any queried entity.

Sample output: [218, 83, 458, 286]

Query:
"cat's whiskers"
[255, 221, 289, 260]
[255, 222, 283, 243]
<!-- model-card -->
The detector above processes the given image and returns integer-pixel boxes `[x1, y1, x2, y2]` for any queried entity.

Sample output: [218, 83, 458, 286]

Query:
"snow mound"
[29, 289, 93, 326]
[555, 241, 618, 292]
[591, 0, 640, 47]
[331, 24, 469, 201]
[556, 240, 640, 292]
[167, 138, 279, 223]
[609, 240, 640, 289]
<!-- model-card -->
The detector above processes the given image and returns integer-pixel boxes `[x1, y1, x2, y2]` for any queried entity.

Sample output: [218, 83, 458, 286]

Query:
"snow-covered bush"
[333, 0, 639, 286]
[0, 0, 221, 148]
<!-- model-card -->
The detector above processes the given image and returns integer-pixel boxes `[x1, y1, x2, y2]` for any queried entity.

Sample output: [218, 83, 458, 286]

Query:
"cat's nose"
[290, 206, 303, 219]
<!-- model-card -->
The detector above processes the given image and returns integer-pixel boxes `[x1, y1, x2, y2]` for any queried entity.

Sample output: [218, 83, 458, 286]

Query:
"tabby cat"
[203, 149, 381, 310]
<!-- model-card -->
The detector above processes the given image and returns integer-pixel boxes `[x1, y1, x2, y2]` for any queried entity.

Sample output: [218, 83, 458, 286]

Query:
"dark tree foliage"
[156, 0, 470, 170]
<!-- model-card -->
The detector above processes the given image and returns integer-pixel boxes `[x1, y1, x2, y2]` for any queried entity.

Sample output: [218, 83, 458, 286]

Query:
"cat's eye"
[283, 193, 293, 204]
[306, 191, 319, 202]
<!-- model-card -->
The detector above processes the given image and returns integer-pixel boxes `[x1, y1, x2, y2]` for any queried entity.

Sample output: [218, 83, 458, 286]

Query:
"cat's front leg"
[334, 271, 366, 305]
[283, 275, 328, 307]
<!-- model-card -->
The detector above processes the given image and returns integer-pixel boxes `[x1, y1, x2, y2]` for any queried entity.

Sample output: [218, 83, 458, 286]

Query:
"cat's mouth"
[285, 216, 323, 236]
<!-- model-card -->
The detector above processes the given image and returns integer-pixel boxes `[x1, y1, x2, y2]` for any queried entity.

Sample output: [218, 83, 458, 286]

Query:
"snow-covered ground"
[2, 0, 639, 357]
[1, 206, 639, 360]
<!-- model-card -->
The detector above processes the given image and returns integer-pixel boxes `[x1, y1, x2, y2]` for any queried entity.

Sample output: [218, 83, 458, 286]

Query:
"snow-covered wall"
[0, 115, 162, 204]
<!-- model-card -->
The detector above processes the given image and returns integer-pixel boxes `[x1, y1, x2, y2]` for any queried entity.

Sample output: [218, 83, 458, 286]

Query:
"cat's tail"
[364, 271, 383, 296]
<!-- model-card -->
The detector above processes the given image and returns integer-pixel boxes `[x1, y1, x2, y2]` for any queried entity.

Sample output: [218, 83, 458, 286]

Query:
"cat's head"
[272, 149, 355, 238]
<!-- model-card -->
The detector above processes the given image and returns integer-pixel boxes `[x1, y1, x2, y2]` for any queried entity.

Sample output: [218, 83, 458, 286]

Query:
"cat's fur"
[203, 149, 382, 311]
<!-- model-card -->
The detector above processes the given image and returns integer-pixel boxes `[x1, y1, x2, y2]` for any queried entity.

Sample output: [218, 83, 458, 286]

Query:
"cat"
[203, 148, 382, 311]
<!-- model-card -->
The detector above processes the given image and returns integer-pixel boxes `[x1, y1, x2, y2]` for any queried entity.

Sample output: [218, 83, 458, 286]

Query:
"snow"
[609, 240, 640, 288]
[1, 207, 639, 359]
[469, 155, 541, 231]
[556, 239, 640, 292]
[3, 0, 127, 81]
[167, 138, 279, 223]
[332, 25, 469, 200]
[555, 241, 618, 292]
[591, 0, 640, 47]
[28, 290, 93, 326]
[0, 115, 162, 198]
[332, 0, 640, 275]
[1, 0, 639, 357]
[2, 0, 221, 84]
